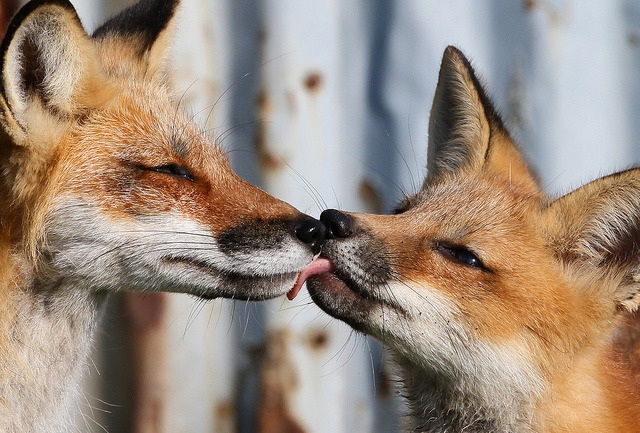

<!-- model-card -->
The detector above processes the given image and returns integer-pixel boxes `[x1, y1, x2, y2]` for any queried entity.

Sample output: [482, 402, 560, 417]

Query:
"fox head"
[0, 0, 325, 300]
[297, 47, 640, 428]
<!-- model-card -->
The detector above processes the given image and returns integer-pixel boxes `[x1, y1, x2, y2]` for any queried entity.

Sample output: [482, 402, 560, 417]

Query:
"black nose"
[320, 209, 353, 239]
[295, 217, 326, 255]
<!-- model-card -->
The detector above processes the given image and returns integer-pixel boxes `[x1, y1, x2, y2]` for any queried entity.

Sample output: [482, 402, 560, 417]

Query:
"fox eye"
[392, 206, 407, 215]
[142, 163, 195, 181]
[435, 242, 486, 270]
[392, 199, 411, 215]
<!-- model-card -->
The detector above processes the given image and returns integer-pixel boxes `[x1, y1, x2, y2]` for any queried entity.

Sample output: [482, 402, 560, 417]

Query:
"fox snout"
[175, 212, 327, 301]
[218, 215, 325, 257]
[294, 216, 326, 254]
[291, 209, 401, 331]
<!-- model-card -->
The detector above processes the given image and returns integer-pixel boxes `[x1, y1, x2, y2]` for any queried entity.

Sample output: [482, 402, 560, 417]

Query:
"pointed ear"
[426, 46, 538, 193]
[92, 0, 180, 80]
[0, 0, 109, 141]
[546, 169, 640, 312]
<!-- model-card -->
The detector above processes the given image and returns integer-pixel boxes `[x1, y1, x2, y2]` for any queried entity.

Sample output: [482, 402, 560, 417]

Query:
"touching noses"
[320, 209, 353, 239]
[295, 217, 326, 254]
[295, 209, 354, 254]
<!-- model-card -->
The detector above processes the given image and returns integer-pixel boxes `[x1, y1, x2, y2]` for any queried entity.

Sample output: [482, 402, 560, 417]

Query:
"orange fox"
[0, 0, 324, 431]
[293, 46, 640, 432]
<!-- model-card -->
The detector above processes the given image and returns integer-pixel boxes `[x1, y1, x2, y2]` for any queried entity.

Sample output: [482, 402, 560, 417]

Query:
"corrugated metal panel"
[256, 1, 379, 431]
[165, 2, 238, 432]
[32, 0, 640, 431]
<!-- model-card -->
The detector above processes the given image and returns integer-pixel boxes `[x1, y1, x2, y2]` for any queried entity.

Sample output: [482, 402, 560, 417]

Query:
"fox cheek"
[217, 219, 289, 254]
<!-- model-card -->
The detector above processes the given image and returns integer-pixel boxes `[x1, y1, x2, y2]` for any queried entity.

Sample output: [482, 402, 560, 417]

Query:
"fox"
[291, 46, 640, 432]
[0, 0, 326, 431]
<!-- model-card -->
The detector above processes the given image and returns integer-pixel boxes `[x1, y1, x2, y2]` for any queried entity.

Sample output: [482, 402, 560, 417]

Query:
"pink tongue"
[287, 258, 336, 300]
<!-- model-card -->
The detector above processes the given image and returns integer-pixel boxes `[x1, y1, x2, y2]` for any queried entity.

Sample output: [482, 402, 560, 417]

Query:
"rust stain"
[256, 89, 285, 172]
[215, 401, 236, 433]
[629, 33, 640, 47]
[255, 123, 284, 171]
[286, 91, 297, 113]
[216, 401, 233, 419]
[305, 328, 329, 352]
[303, 72, 323, 93]
[359, 179, 383, 214]
[257, 88, 272, 114]
[123, 292, 167, 329]
[522, 0, 564, 25]
[122, 293, 169, 433]
[257, 329, 305, 433]
[377, 367, 392, 398]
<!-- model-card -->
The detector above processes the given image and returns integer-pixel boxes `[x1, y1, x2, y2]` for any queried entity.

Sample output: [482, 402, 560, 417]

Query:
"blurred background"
[2, 0, 640, 432]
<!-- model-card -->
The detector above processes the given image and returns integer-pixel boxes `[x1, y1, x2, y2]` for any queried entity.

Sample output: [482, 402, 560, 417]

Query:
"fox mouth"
[291, 256, 406, 321]
[164, 256, 300, 301]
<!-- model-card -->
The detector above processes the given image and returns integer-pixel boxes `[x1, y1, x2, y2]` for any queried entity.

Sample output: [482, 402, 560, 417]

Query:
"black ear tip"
[92, 0, 180, 48]
[0, 0, 81, 97]
[444, 45, 463, 58]
[1, 0, 80, 52]
[5, 0, 78, 29]
[442, 45, 469, 64]
[441, 46, 473, 74]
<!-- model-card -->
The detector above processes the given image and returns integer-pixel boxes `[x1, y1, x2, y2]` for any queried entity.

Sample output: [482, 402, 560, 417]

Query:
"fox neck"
[0, 249, 106, 433]
[394, 326, 628, 433]
[395, 353, 537, 433]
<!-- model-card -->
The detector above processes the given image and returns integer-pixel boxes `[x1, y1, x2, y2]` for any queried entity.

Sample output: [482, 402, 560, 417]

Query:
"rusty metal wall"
[2, 0, 637, 431]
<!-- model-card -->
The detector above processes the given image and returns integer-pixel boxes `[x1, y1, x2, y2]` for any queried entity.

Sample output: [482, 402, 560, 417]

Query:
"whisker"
[282, 160, 328, 212]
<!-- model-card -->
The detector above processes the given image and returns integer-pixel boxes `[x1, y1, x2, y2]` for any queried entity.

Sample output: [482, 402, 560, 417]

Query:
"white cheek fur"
[367, 281, 542, 430]
[43, 198, 312, 294]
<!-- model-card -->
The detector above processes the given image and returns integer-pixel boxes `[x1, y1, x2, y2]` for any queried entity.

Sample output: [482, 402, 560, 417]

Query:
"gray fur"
[0, 275, 105, 432]
[395, 355, 536, 433]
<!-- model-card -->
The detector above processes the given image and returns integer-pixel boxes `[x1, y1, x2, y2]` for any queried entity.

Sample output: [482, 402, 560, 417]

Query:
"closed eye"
[392, 205, 408, 215]
[435, 241, 488, 271]
[392, 198, 412, 215]
[140, 163, 195, 181]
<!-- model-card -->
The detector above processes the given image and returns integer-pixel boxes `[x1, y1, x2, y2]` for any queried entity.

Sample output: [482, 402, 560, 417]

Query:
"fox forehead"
[65, 82, 221, 163]
[23, 80, 245, 232]
[403, 175, 544, 244]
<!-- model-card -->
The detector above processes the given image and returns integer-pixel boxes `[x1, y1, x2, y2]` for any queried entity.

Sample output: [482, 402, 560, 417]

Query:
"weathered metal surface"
[123, 293, 169, 433]
[165, 1, 239, 432]
[257, 329, 305, 433]
[256, 1, 384, 432]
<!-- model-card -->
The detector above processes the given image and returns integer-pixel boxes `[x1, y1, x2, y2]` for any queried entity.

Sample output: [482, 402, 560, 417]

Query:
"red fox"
[293, 46, 640, 432]
[0, 0, 324, 431]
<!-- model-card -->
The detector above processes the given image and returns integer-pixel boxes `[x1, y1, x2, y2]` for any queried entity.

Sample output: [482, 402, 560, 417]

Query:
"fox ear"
[546, 169, 640, 312]
[92, 0, 180, 80]
[0, 0, 108, 140]
[426, 46, 537, 193]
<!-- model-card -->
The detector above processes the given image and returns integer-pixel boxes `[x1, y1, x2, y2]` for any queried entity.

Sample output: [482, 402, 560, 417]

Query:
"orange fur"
[305, 46, 640, 432]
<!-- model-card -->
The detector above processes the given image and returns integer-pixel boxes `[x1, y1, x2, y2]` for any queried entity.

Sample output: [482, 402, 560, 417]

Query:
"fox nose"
[295, 217, 326, 255]
[320, 209, 353, 239]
